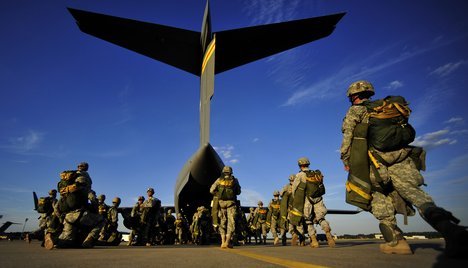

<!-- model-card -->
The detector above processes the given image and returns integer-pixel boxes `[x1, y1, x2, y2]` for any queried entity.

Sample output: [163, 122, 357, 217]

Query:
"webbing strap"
[346, 181, 372, 200]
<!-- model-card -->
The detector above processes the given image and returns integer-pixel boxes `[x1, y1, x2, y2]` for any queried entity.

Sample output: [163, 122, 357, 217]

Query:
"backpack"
[364, 96, 416, 151]
[37, 197, 53, 214]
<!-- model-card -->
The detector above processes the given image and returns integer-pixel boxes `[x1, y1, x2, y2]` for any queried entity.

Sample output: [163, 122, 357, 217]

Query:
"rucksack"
[37, 196, 53, 214]
[364, 95, 416, 151]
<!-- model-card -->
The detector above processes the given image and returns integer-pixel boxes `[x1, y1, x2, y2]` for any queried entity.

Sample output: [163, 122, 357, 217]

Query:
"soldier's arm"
[340, 105, 366, 168]
[209, 179, 219, 195]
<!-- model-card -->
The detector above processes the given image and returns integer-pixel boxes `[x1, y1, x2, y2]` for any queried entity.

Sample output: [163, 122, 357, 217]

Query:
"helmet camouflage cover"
[346, 80, 375, 97]
[112, 197, 121, 204]
[273, 190, 280, 196]
[97, 194, 106, 201]
[222, 166, 233, 174]
[298, 157, 310, 166]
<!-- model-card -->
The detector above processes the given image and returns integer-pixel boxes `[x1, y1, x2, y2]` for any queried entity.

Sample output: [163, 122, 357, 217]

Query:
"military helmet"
[49, 189, 57, 195]
[97, 194, 106, 201]
[112, 197, 121, 204]
[167, 209, 173, 214]
[138, 196, 145, 201]
[147, 187, 155, 193]
[273, 190, 280, 196]
[289, 174, 295, 181]
[77, 162, 89, 171]
[258, 201, 263, 206]
[346, 80, 375, 97]
[222, 166, 233, 174]
[298, 157, 310, 166]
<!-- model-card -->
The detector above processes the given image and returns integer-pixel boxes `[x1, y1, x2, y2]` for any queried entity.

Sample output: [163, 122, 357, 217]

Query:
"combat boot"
[226, 234, 233, 248]
[325, 231, 336, 247]
[273, 236, 280, 246]
[281, 235, 287, 246]
[310, 235, 319, 248]
[291, 233, 298, 246]
[221, 234, 227, 249]
[422, 205, 468, 258]
[263, 235, 267, 245]
[380, 239, 412, 255]
[44, 233, 55, 250]
[82, 235, 95, 248]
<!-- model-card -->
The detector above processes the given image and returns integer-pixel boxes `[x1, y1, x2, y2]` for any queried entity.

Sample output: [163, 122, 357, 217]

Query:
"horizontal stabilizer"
[68, 8, 345, 76]
[68, 8, 202, 75]
[215, 12, 346, 74]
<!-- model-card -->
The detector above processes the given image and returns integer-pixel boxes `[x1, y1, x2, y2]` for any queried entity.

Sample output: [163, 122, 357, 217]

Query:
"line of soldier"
[34, 80, 468, 257]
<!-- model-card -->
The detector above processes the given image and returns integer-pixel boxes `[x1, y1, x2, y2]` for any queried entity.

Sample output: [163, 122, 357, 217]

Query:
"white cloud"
[214, 144, 239, 164]
[242, 0, 302, 25]
[384, 80, 404, 90]
[430, 60, 466, 77]
[410, 129, 457, 149]
[238, 188, 265, 207]
[0, 130, 44, 154]
[444, 117, 464, 124]
[252, 138, 260, 143]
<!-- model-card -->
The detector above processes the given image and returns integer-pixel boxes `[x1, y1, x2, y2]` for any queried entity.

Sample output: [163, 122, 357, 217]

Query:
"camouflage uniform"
[246, 207, 257, 244]
[341, 82, 468, 257]
[292, 167, 333, 247]
[55, 165, 104, 249]
[267, 193, 281, 245]
[253, 202, 268, 244]
[210, 166, 241, 248]
[174, 213, 187, 244]
[128, 196, 145, 245]
[279, 178, 300, 245]
[141, 188, 161, 246]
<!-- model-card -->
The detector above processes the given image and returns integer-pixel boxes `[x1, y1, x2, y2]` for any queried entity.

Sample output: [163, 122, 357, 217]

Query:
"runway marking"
[221, 248, 329, 268]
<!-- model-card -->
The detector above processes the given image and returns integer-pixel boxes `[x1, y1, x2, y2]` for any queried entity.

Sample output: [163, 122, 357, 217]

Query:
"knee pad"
[379, 223, 397, 244]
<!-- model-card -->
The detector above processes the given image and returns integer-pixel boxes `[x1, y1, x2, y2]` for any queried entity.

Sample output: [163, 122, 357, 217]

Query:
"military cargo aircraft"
[64, 0, 355, 227]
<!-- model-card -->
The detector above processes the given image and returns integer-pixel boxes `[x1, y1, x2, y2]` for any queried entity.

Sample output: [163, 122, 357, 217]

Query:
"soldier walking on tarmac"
[291, 157, 335, 248]
[210, 166, 241, 249]
[341, 80, 468, 257]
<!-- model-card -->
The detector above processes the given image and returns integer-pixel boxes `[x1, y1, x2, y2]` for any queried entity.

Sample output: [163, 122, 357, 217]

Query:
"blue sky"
[1, 0, 467, 235]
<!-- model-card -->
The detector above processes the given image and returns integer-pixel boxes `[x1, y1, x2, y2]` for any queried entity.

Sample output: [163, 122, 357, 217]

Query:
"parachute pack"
[37, 196, 53, 214]
[364, 95, 416, 151]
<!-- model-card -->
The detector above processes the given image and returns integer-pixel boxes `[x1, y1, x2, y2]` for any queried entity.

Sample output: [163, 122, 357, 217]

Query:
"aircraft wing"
[68, 8, 202, 76]
[214, 12, 345, 74]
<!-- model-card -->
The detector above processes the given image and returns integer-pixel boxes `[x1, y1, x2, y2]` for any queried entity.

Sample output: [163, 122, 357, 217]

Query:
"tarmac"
[1, 238, 467, 268]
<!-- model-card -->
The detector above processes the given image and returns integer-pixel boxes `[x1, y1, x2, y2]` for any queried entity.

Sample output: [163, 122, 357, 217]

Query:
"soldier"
[128, 196, 145, 246]
[253, 201, 268, 245]
[37, 189, 58, 247]
[246, 207, 257, 244]
[292, 157, 335, 248]
[210, 166, 241, 249]
[341, 80, 468, 257]
[267, 191, 281, 245]
[45, 162, 104, 249]
[280, 174, 300, 246]
[103, 197, 121, 244]
[174, 213, 187, 245]
[141, 187, 161, 246]
[97, 194, 109, 241]
[165, 209, 176, 244]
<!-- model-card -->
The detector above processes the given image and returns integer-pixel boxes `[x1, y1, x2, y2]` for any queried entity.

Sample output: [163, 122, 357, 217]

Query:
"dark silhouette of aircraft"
[0, 221, 20, 236]
[66, 1, 356, 225]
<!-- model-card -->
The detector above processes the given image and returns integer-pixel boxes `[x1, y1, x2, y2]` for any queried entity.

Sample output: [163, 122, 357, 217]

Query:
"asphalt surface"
[1, 239, 467, 268]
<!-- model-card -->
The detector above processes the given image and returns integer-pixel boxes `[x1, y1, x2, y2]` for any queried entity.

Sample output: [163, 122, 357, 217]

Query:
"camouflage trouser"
[371, 157, 434, 241]
[175, 227, 183, 243]
[297, 197, 331, 236]
[218, 200, 237, 236]
[58, 210, 104, 246]
[256, 222, 268, 237]
[270, 216, 279, 238]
